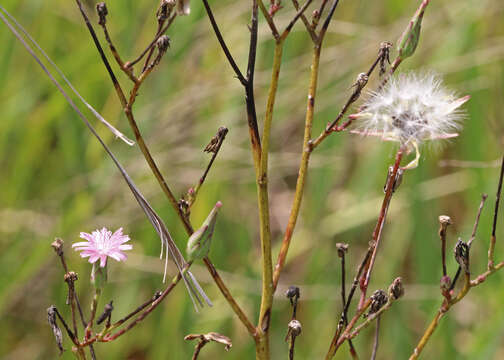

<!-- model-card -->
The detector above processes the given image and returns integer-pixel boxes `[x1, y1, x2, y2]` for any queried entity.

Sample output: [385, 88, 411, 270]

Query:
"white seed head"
[352, 72, 469, 147]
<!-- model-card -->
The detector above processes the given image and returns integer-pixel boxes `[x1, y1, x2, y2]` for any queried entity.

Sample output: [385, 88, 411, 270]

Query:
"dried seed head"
[286, 286, 300, 301]
[64, 271, 78, 283]
[352, 72, 469, 148]
[335, 243, 349, 258]
[454, 239, 470, 274]
[47, 306, 63, 354]
[96, 2, 108, 26]
[288, 319, 302, 337]
[157, 0, 176, 22]
[439, 215, 452, 226]
[379, 41, 393, 76]
[369, 289, 388, 314]
[157, 35, 171, 53]
[51, 238, 64, 256]
[388, 277, 404, 300]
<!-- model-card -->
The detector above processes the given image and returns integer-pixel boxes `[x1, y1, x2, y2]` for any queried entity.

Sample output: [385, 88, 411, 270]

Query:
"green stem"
[256, 39, 285, 360]
[273, 44, 321, 290]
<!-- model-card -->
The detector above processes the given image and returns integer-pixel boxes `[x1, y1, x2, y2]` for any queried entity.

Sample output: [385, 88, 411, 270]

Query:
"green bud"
[187, 201, 222, 261]
[397, 0, 430, 60]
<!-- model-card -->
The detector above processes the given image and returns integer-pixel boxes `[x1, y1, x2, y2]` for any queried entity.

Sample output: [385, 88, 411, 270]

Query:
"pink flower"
[72, 227, 132, 267]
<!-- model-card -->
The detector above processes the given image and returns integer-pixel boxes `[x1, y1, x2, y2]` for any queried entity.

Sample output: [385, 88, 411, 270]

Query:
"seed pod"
[388, 277, 404, 300]
[397, 0, 430, 60]
[47, 306, 63, 354]
[96, 3, 108, 26]
[186, 201, 222, 261]
[454, 239, 470, 274]
[369, 289, 388, 315]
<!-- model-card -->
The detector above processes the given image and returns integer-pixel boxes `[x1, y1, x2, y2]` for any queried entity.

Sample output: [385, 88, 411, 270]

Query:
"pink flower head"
[72, 227, 132, 267]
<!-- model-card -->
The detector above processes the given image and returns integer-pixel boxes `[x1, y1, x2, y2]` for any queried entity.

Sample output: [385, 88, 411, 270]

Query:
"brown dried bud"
[286, 286, 300, 301]
[439, 215, 452, 226]
[204, 126, 228, 153]
[184, 332, 232, 351]
[454, 239, 470, 274]
[157, 0, 176, 22]
[288, 319, 302, 337]
[388, 277, 404, 300]
[47, 306, 63, 354]
[378, 41, 392, 76]
[51, 238, 64, 256]
[97, 301, 114, 325]
[96, 2, 108, 26]
[64, 271, 78, 284]
[335, 243, 349, 258]
[369, 289, 388, 315]
[157, 35, 171, 53]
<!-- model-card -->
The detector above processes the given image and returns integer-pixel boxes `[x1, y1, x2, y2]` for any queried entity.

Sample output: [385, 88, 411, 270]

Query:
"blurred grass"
[1, 0, 503, 359]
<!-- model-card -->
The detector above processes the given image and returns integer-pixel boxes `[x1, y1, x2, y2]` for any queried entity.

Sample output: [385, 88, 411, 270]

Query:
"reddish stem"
[358, 147, 404, 309]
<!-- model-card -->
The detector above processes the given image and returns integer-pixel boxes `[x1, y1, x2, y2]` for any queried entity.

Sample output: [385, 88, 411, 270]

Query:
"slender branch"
[201, 0, 247, 85]
[258, 0, 280, 39]
[98, 18, 138, 83]
[358, 147, 404, 308]
[410, 262, 504, 359]
[189, 127, 229, 208]
[74, 0, 192, 233]
[272, 44, 321, 291]
[203, 258, 257, 336]
[280, 0, 314, 41]
[489, 155, 504, 269]
[127, 12, 178, 70]
[290, 0, 318, 42]
[111, 291, 162, 328]
[103, 270, 183, 342]
[450, 194, 487, 290]
[438, 216, 451, 277]
[272, 0, 343, 290]
[371, 316, 380, 360]
[310, 42, 391, 150]
[325, 298, 372, 359]
[318, 0, 340, 41]
[347, 302, 394, 340]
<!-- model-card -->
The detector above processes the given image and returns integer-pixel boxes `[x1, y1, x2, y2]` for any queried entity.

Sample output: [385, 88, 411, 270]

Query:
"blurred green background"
[1, 0, 503, 359]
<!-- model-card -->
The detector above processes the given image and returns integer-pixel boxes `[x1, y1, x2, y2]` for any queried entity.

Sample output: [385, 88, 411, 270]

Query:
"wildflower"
[350, 72, 469, 169]
[73, 227, 132, 267]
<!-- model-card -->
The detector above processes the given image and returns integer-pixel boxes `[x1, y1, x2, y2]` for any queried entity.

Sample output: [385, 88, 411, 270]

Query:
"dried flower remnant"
[73, 227, 132, 267]
[388, 277, 404, 300]
[176, 0, 190, 15]
[351, 72, 470, 169]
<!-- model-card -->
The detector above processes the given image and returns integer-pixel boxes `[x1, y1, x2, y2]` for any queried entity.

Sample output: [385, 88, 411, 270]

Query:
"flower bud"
[388, 277, 404, 300]
[288, 319, 302, 337]
[335, 243, 348, 258]
[369, 289, 388, 315]
[187, 201, 222, 261]
[397, 0, 430, 60]
[51, 238, 64, 256]
[454, 239, 470, 274]
[96, 2, 108, 26]
[47, 306, 63, 354]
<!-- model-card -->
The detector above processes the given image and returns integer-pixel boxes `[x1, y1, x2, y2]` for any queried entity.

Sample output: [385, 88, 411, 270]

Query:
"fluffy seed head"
[351, 72, 469, 148]
[73, 227, 132, 267]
